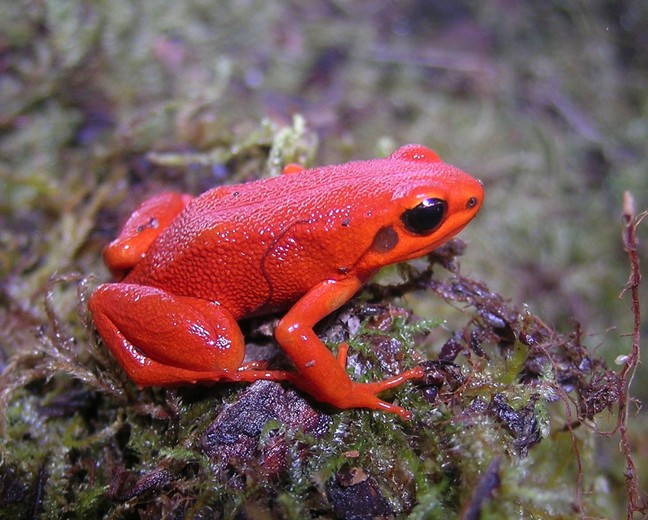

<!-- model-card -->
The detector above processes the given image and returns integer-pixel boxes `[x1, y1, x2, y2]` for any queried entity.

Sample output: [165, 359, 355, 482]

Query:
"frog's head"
[360, 144, 483, 272]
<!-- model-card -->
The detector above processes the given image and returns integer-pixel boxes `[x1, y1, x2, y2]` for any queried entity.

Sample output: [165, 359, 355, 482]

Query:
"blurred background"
[1, 0, 646, 516]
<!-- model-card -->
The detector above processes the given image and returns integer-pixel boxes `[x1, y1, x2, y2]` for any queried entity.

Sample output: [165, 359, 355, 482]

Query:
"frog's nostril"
[466, 197, 479, 209]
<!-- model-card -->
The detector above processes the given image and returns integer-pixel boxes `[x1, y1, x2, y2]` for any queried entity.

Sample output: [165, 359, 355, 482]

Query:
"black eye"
[401, 198, 447, 235]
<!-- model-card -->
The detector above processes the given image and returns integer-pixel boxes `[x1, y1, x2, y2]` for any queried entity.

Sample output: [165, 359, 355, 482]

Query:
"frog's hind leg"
[89, 283, 299, 387]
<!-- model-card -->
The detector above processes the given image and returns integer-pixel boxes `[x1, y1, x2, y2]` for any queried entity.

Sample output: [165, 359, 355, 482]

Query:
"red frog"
[89, 144, 483, 419]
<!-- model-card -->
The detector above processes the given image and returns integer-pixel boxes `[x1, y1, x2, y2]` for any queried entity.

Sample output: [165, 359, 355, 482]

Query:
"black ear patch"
[401, 198, 447, 235]
[370, 225, 399, 253]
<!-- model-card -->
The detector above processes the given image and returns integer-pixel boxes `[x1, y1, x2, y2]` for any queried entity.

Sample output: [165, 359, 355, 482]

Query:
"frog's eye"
[401, 198, 447, 235]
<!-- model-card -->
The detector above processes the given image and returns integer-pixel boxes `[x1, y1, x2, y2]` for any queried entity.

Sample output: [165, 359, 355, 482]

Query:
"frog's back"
[124, 154, 463, 317]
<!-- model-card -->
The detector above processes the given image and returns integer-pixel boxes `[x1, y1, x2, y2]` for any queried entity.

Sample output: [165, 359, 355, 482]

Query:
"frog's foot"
[330, 342, 424, 418]
[290, 375, 423, 420]
[341, 366, 425, 420]
[288, 353, 424, 420]
[357, 366, 426, 394]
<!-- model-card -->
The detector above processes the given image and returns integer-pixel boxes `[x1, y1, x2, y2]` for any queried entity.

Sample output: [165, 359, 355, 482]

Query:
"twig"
[617, 191, 647, 519]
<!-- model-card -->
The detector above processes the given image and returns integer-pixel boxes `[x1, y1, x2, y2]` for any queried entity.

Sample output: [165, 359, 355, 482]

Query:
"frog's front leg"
[275, 278, 424, 419]
[89, 284, 298, 387]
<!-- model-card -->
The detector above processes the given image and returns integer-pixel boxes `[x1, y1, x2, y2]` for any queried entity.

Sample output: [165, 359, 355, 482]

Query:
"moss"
[0, 249, 630, 518]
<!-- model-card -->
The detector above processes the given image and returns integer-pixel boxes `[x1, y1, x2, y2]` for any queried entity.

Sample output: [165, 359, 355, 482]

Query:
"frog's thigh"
[89, 284, 245, 384]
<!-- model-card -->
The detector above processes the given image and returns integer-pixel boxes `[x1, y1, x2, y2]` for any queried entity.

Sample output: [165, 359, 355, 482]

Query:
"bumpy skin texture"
[89, 145, 483, 419]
